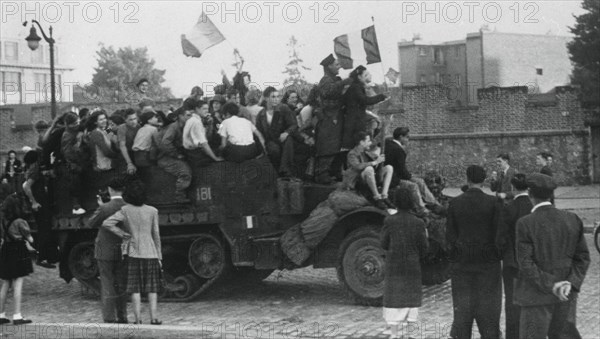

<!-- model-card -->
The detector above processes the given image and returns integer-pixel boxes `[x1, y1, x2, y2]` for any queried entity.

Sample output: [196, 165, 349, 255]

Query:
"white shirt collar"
[110, 195, 122, 200]
[514, 192, 529, 199]
[531, 201, 552, 213]
[393, 139, 404, 148]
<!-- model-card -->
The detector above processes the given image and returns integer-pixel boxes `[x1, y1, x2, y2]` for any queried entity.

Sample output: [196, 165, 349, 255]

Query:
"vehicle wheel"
[188, 234, 231, 279]
[336, 226, 384, 306]
[232, 267, 275, 284]
[594, 222, 600, 254]
[173, 274, 201, 299]
[68, 241, 98, 281]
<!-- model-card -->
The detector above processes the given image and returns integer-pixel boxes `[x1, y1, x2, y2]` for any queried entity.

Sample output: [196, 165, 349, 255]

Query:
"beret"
[320, 53, 335, 67]
[526, 173, 557, 191]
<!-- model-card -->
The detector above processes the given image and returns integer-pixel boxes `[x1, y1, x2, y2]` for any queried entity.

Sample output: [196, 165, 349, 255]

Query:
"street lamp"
[23, 20, 57, 118]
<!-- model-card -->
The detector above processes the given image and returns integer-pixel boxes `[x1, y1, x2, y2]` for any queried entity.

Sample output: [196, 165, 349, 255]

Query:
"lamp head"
[25, 26, 41, 51]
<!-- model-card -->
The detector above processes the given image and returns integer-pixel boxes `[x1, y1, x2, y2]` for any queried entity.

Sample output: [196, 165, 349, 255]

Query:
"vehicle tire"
[336, 226, 384, 306]
[188, 234, 232, 279]
[594, 222, 600, 254]
[68, 241, 99, 281]
[173, 274, 201, 299]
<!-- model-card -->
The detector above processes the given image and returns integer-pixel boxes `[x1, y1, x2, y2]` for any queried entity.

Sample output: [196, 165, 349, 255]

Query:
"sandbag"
[327, 189, 370, 216]
[280, 224, 311, 266]
[300, 201, 338, 249]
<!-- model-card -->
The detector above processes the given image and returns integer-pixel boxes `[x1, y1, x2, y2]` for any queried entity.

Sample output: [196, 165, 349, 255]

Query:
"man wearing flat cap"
[446, 165, 503, 339]
[514, 173, 590, 339]
[314, 54, 353, 184]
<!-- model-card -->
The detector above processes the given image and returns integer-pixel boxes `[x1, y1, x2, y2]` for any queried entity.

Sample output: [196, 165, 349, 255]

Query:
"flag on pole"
[181, 12, 226, 58]
[333, 25, 381, 69]
[385, 68, 400, 83]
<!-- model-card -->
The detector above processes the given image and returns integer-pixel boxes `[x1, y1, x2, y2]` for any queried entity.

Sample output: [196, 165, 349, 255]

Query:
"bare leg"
[380, 165, 394, 197]
[131, 293, 141, 323]
[12, 278, 23, 316]
[361, 167, 381, 199]
[148, 293, 158, 321]
[0, 280, 10, 314]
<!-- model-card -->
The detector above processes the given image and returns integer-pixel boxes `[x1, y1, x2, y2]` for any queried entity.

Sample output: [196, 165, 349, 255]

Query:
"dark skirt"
[0, 241, 34, 280]
[125, 257, 162, 294]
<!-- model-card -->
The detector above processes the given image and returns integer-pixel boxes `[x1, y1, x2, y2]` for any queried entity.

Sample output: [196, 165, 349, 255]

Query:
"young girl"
[0, 191, 35, 325]
[380, 187, 429, 339]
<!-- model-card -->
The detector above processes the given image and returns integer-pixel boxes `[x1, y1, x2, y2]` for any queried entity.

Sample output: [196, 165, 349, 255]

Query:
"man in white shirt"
[219, 103, 265, 162]
[183, 103, 223, 168]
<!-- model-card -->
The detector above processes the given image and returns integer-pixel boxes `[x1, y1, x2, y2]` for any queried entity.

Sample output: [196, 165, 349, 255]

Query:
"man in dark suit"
[490, 153, 517, 202]
[497, 174, 532, 339]
[515, 174, 590, 339]
[384, 127, 441, 215]
[86, 178, 128, 324]
[446, 165, 503, 339]
[536, 152, 553, 177]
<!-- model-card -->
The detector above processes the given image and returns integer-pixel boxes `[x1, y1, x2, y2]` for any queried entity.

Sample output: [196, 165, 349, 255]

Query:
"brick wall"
[0, 99, 181, 173]
[378, 85, 593, 186]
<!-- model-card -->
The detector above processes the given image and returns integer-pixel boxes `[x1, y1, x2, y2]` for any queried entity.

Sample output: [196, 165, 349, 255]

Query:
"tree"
[568, 0, 600, 104]
[282, 36, 312, 98]
[91, 44, 173, 102]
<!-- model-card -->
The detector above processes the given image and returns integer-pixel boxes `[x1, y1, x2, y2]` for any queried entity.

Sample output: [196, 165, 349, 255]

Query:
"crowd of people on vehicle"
[0, 52, 591, 339]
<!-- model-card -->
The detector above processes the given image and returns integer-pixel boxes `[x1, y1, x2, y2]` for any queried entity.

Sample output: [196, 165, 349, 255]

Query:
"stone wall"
[378, 85, 595, 186]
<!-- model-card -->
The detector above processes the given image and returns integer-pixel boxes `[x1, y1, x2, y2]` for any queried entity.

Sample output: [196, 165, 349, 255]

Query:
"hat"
[526, 173, 556, 199]
[320, 54, 335, 67]
[466, 165, 486, 184]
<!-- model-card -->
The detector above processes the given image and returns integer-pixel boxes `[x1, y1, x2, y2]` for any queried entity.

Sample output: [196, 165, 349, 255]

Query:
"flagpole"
[372, 16, 389, 152]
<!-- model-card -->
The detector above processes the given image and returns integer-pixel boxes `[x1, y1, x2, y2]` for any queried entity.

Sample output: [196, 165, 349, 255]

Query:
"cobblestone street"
[0, 236, 598, 339]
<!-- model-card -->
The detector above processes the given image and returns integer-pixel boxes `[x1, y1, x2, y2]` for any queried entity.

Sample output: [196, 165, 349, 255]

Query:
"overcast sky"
[1, 1, 586, 97]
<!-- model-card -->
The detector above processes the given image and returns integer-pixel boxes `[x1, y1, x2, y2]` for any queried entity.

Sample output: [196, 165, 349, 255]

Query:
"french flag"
[333, 25, 381, 70]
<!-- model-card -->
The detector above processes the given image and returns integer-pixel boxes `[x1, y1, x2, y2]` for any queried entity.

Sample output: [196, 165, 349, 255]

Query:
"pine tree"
[567, 0, 600, 104]
[282, 36, 311, 98]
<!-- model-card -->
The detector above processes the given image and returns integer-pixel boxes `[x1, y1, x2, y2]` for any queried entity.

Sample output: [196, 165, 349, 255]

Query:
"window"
[1, 71, 22, 104]
[536, 68, 543, 75]
[419, 47, 427, 56]
[4, 42, 18, 62]
[32, 48, 43, 63]
[434, 47, 444, 64]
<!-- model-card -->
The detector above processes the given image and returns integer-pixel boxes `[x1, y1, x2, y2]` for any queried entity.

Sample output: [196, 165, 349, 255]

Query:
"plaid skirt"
[0, 241, 34, 280]
[125, 257, 162, 294]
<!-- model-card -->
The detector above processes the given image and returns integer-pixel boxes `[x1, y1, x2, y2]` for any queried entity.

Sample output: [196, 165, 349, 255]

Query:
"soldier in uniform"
[314, 54, 353, 184]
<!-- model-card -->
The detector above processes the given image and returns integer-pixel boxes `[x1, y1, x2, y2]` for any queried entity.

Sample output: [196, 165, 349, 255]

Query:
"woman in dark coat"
[380, 187, 429, 339]
[342, 65, 387, 150]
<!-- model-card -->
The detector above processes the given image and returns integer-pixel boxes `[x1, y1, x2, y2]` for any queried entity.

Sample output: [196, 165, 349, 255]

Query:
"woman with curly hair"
[102, 181, 162, 325]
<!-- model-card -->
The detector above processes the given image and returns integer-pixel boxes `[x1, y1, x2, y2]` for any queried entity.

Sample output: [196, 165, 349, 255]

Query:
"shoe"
[0, 318, 10, 325]
[382, 198, 397, 209]
[72, 208, 86, 215]
[150, 319, 162, 325]
[36, 260, 56, 269]
[374, 199, 388, 211]
[13, 318, 32, 325]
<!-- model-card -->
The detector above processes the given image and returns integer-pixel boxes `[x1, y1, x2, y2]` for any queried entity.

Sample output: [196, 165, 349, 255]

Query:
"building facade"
[398, 31, 572, 104]
[0, 36, 74, 106]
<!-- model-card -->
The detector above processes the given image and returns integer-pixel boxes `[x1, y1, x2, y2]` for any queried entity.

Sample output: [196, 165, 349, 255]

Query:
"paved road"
[1, 236, 598, 339]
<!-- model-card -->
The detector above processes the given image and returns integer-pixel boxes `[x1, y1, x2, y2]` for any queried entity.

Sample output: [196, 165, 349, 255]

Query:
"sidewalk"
[443, 185, 600, 231]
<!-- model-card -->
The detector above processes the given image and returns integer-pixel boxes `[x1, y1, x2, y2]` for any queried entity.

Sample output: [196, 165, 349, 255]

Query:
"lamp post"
[23, 20, 57, 118]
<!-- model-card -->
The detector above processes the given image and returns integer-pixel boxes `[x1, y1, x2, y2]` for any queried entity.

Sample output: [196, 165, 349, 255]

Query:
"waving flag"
[333, 25, 381, 69]
[181, 12, 226, 58]
[385, 68, 400, 83]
